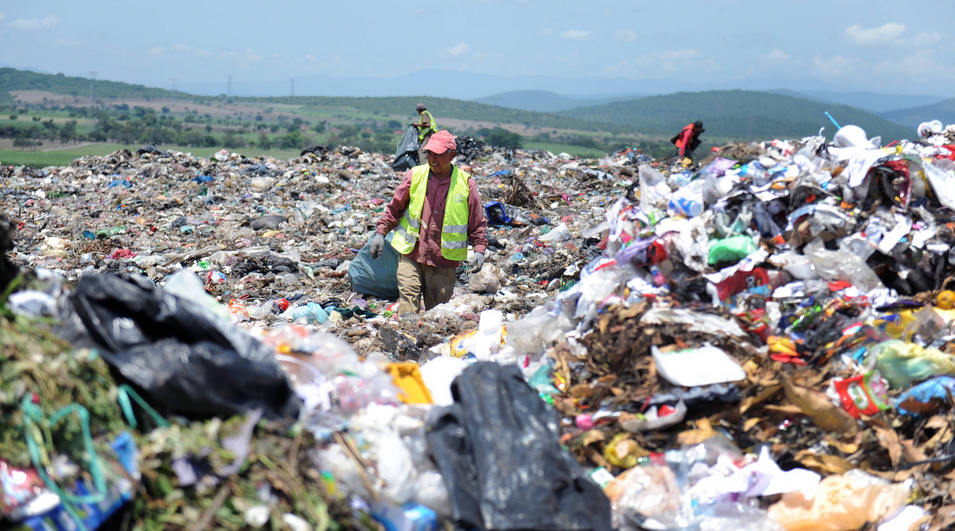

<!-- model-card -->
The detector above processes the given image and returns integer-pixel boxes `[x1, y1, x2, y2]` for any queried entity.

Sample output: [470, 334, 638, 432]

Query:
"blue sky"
[0, 0, 952, 98]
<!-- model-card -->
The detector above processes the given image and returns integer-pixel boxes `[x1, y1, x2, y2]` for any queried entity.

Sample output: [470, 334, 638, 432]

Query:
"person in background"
[371, 130, 487, 314]
[671, 120, 705, 164]
[412, 103, 438, 165]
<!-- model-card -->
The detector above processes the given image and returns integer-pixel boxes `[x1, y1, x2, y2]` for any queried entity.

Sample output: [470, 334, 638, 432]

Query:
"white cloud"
[910, 32, 942, 47]
[218, 49, 261, 62]
[874, 49, 953, 83]
[443, 42, 471, 56]
[540, 27, 554, 36]
[812, 55, 859, 78]
[765, 49, 790, 61]
[9, 15, 59, 30]
[809, 49, 955, 89]
[148, 47, 164, 56]
[660, 49, 699, 61]
[555, 53, 579, 66]
[171, 44, 214, 59]
[603, 49, 719, 78]
[614, 29, 637, 42]
[306, 54, 318, 62]
[560, 29, 591, 40]
[845, 23, 905, 45]
[0, 12, 5, 22]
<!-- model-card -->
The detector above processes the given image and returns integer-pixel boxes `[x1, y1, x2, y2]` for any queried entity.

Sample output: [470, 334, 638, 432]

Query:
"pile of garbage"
[2, 121, 955, 531]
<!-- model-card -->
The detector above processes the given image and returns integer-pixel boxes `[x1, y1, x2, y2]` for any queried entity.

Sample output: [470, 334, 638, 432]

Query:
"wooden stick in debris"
[188, 483, 230, 531]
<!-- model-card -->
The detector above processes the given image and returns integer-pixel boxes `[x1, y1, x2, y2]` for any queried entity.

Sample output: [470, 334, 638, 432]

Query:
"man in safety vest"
[371, 130, 488, 314]
[412, 103, 438, 166]
[670, 120, 705, 164]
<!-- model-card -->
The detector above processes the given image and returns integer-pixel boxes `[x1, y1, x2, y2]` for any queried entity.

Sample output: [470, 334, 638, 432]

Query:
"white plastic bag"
[924, 160, 955, 211]
[652, 345, 747, 387]
[638, 164, 671, 213]
[468, 264, 502, 293]
[540, 222, 572, 243]
[803, 238, 883, 292]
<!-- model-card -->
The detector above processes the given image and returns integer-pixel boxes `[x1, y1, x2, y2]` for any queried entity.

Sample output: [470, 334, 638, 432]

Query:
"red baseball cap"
[424, 130, 456, 154]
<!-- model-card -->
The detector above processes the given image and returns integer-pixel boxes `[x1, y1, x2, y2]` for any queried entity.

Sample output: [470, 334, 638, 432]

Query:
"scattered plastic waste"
[3, 119, 955, 529]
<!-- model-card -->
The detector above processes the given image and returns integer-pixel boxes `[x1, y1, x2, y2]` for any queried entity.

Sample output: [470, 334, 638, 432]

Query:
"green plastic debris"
[95, 226, 125, 239]
[708, 235, 757, 265]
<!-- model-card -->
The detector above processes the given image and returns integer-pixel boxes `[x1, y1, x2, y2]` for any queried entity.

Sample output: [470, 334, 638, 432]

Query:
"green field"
[523, 141, 607, 158]
[0, 144, 305, 167]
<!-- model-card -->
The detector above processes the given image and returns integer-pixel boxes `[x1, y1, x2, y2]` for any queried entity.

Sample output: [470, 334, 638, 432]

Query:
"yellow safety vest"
[391, 164, 471, 261]
[418, 110, 438, 142]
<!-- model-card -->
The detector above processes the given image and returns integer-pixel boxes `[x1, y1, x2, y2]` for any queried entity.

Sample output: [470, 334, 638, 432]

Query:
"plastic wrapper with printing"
[57, 273, 300, 420]
[427, 362, 612, 531]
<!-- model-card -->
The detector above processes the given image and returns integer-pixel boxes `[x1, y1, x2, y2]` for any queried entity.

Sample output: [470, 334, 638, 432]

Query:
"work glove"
[370, 234, 384, 259]
[470, 252, 485, 271]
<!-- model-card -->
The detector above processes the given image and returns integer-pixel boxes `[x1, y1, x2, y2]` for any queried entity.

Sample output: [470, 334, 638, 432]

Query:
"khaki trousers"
[396, 254, 456, 314]
[417, 131, 432, 166]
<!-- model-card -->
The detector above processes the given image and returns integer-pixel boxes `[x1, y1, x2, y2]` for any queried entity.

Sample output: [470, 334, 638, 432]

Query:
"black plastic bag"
[0, 215, 17, 294]
[63, 273, 299, 420]
[392, 125, 420, 173]
[427, 362, 611, 531]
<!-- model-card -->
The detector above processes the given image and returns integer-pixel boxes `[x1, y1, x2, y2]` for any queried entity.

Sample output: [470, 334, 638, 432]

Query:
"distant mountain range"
[558, 90, 916, 141]
[879, 99, 955, 130]
[765, 89, 948, 114]
[471, 90, 646, 113]
[470, 88, 949, 136]
[765, 89, 953, 130]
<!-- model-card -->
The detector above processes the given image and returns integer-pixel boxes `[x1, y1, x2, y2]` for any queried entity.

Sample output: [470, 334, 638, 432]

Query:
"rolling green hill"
[248, 95, 633, 133]
[560, 90, 916, 141]
[473, 90, 587, 112]
[0, 68, 189, 100]
[880, 99, 955, 130]
[471, 90, 646, 113]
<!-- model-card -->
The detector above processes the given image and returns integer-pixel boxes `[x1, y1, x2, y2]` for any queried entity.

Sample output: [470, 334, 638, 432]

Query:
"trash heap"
[2, 122, 955, 531]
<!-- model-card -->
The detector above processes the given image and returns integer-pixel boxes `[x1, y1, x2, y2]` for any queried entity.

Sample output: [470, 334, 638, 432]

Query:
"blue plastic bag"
[348, 232, 400, 300]
[291, 302, 328, 324]
[897, 376, 955, 416]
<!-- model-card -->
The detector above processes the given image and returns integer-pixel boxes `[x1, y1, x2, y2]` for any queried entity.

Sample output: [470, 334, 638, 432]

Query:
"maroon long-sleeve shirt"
[377, 166, 488, 268]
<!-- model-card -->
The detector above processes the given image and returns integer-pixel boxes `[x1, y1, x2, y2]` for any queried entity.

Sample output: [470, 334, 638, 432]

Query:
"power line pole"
[290, 78, 295, 97]
[89, 71, 98, 103]
[171, 78, 177, 92]
[227, 75, 232, 97]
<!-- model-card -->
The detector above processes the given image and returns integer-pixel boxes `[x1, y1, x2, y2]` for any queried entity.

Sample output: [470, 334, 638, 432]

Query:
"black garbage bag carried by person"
[392, 124, 421, 173]
[60, 273, 300, 420]
[427, 362, 612, 531]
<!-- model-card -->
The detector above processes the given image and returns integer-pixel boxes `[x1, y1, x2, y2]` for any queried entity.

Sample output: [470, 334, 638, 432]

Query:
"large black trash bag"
[392, 125, 420, 173]
[0, 214, 18, 294]
[426, 362, 611, 531]
[63, 273, 299, 420]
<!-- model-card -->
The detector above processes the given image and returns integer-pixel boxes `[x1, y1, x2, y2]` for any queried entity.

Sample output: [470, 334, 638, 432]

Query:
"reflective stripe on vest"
[418, 111, 438, 142]
[390, 164, 471, 261]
